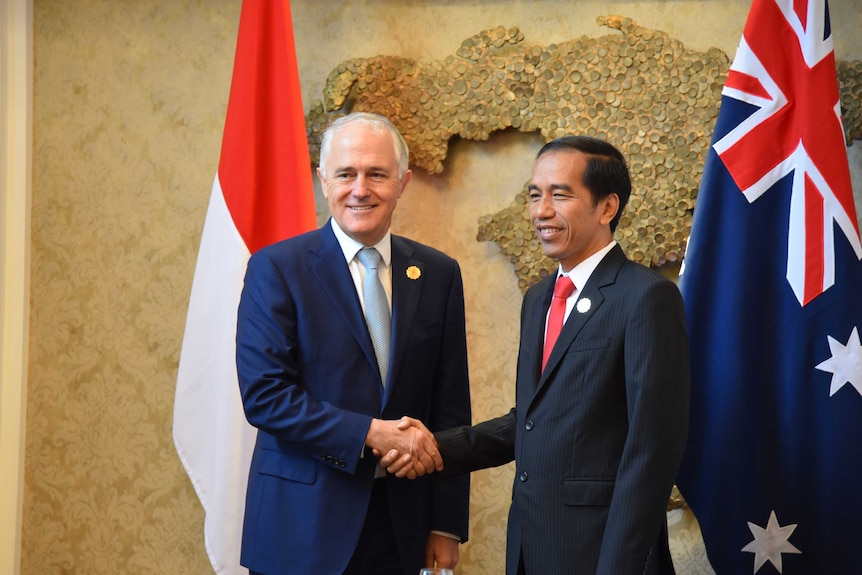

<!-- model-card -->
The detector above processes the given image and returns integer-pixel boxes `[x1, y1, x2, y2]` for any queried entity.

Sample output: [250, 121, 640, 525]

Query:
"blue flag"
[676, 0, 862, 573]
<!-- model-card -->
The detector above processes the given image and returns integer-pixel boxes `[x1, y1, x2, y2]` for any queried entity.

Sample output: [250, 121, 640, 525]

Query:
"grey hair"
[318, 112, 410, 178]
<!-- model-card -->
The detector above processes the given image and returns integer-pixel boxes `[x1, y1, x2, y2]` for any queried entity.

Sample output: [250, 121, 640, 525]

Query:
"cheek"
[328, 187, 351, 205]
[378, 188, 402, 207]
[325, 192, 339, 209]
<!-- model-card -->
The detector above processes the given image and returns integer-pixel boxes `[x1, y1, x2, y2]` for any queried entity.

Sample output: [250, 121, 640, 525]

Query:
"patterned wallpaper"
[27, 1, 237, 572]
[25, 1, 862, 574]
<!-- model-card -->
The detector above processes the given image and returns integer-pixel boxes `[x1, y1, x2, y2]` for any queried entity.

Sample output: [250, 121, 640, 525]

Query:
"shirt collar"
[556, 240, 617, 291]
[329, 218, 392, 266]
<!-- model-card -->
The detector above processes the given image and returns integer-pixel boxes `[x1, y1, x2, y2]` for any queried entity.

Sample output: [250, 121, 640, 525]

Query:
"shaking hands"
[367, 416, 442, 479]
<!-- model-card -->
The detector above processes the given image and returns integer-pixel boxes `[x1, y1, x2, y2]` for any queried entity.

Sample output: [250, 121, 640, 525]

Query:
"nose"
[351, 174, 372, 198]
[531, 194, 554, 219]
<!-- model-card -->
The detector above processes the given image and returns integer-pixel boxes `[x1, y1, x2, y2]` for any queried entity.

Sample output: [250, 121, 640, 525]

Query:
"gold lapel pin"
[406, 266, 421, 280]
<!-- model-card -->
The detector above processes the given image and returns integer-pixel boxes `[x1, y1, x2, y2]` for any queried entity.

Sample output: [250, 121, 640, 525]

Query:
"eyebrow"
[527, 182, 573, 192]
[333, 165, 393, 174]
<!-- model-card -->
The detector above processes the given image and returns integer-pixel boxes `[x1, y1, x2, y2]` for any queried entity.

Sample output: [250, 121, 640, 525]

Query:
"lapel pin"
[576, 298, 591, 313]
[406, 266, 421, 280]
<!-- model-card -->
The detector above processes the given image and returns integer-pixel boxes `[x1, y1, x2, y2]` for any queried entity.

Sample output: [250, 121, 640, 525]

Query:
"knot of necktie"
[553, 275, 576, 300]
[356, 246, 381, 270]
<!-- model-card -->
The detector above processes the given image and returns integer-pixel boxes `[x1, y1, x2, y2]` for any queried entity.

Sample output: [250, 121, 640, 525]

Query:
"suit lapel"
[523, 276, 554, 390]
[532, 245, 626, 399]
[386, 236, 420, 404]
[308, 224, 380, 383]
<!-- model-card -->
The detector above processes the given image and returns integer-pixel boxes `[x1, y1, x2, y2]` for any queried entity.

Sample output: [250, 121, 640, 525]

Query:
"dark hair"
[535, 136, 631, 231]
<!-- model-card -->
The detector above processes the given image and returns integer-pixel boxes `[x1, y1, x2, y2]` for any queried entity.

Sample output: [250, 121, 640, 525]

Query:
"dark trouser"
[251, 480, 402, 575]
[342, 479, 403, 575]
[517, 549, 527, 575]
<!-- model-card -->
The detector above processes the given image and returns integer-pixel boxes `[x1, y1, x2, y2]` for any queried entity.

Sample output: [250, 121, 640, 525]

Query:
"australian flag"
[676, 0, 862, 574]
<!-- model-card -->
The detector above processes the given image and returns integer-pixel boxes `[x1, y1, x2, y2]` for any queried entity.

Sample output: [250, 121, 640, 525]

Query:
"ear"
[600, 193, 620, 226]
[398, 169, 412, 197]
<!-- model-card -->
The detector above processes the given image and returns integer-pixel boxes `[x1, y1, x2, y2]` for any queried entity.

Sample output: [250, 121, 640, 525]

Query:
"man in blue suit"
[236, 113, 471, 575]
[385, 136, 689, 575]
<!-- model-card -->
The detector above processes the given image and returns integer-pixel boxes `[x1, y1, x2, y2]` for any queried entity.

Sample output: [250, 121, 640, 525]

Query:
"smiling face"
[528, 149, 619, 272]
[317, 120, 412, 246]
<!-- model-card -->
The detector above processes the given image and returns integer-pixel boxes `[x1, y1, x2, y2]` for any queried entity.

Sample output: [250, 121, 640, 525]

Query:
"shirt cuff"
[430, 530, 461, 541]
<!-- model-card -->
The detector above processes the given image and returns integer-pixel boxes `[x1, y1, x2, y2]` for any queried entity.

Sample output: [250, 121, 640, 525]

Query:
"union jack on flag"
[712, 0, 861, 306]
[676, 0, 862, 573]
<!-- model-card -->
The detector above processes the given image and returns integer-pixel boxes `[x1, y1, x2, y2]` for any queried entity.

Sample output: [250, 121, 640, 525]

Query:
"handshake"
[366, 416, 442, 479]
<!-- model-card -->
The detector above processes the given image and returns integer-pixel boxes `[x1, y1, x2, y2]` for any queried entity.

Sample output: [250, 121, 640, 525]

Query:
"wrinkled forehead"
[330, 132, 398, 171]
[321, 121, 401, 173]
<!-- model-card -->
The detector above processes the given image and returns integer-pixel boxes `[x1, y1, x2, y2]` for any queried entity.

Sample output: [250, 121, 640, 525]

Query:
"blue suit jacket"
[236, 222, 471, 575]
[437, 245, 690, 575]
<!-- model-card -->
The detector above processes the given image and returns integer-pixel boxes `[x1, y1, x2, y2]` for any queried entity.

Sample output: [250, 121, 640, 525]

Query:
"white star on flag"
[741, 510, 801, 574]
[815, 326, 862, 397]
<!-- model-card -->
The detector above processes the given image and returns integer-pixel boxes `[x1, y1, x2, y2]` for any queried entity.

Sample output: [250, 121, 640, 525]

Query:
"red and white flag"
[173, 1, 316, 573]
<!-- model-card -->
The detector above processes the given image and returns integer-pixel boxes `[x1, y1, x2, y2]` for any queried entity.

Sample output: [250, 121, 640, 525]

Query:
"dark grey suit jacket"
[437, 244, 689, 575]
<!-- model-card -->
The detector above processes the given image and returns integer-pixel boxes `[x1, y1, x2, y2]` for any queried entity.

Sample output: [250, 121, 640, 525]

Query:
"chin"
[539, 244, 558, 260]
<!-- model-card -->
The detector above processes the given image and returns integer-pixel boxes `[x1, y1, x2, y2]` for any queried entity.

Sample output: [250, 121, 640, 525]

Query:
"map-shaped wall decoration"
[306, 16, 862, 291]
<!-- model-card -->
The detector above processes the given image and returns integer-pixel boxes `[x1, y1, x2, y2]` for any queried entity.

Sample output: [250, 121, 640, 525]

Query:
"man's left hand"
[425, 532, 459, 570]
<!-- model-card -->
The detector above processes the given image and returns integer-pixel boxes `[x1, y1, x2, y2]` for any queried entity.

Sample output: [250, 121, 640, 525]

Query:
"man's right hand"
[366, 416, 443, 478]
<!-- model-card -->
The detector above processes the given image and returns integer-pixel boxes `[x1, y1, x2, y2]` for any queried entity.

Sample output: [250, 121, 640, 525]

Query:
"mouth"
[348, 205, 376, 212]
[536, 225, 563, 239]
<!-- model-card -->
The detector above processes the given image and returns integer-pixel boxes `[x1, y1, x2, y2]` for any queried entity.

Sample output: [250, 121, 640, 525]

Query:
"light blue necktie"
[356, 248, 391, 387]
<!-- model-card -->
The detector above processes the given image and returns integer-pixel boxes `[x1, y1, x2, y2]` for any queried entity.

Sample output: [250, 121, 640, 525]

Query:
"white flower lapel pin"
[576, 298, 592, 313]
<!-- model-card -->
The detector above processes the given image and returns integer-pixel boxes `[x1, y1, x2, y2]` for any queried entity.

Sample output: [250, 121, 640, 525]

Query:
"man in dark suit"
[236, 112, 471, 575]
[383, 136, 690, 575]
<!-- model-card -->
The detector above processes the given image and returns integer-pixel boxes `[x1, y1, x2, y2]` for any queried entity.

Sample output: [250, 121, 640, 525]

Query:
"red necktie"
[542, 276, 575, 371]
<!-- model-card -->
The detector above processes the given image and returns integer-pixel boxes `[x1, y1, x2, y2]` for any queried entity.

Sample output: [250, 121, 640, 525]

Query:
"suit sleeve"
[426, 261, 473, 541]
[435, 277, 529, 479]
[436, 408, 517, 478]
[596, 279, 691, 575]
[236, 250, 372, 474]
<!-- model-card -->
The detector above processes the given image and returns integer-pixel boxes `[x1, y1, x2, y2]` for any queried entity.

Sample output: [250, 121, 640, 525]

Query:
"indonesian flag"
[172, 1, 316, 573]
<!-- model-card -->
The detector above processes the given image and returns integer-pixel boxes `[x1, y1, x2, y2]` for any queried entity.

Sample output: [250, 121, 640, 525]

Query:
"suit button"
[519, 471, 529, 482]
[525, 420, 534, 431]
[338, 460, 346, 467]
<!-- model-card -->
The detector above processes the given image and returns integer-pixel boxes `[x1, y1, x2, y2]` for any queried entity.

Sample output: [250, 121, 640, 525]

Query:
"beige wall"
[23, 1, 862, 574]
[2, 2, 32, 575]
